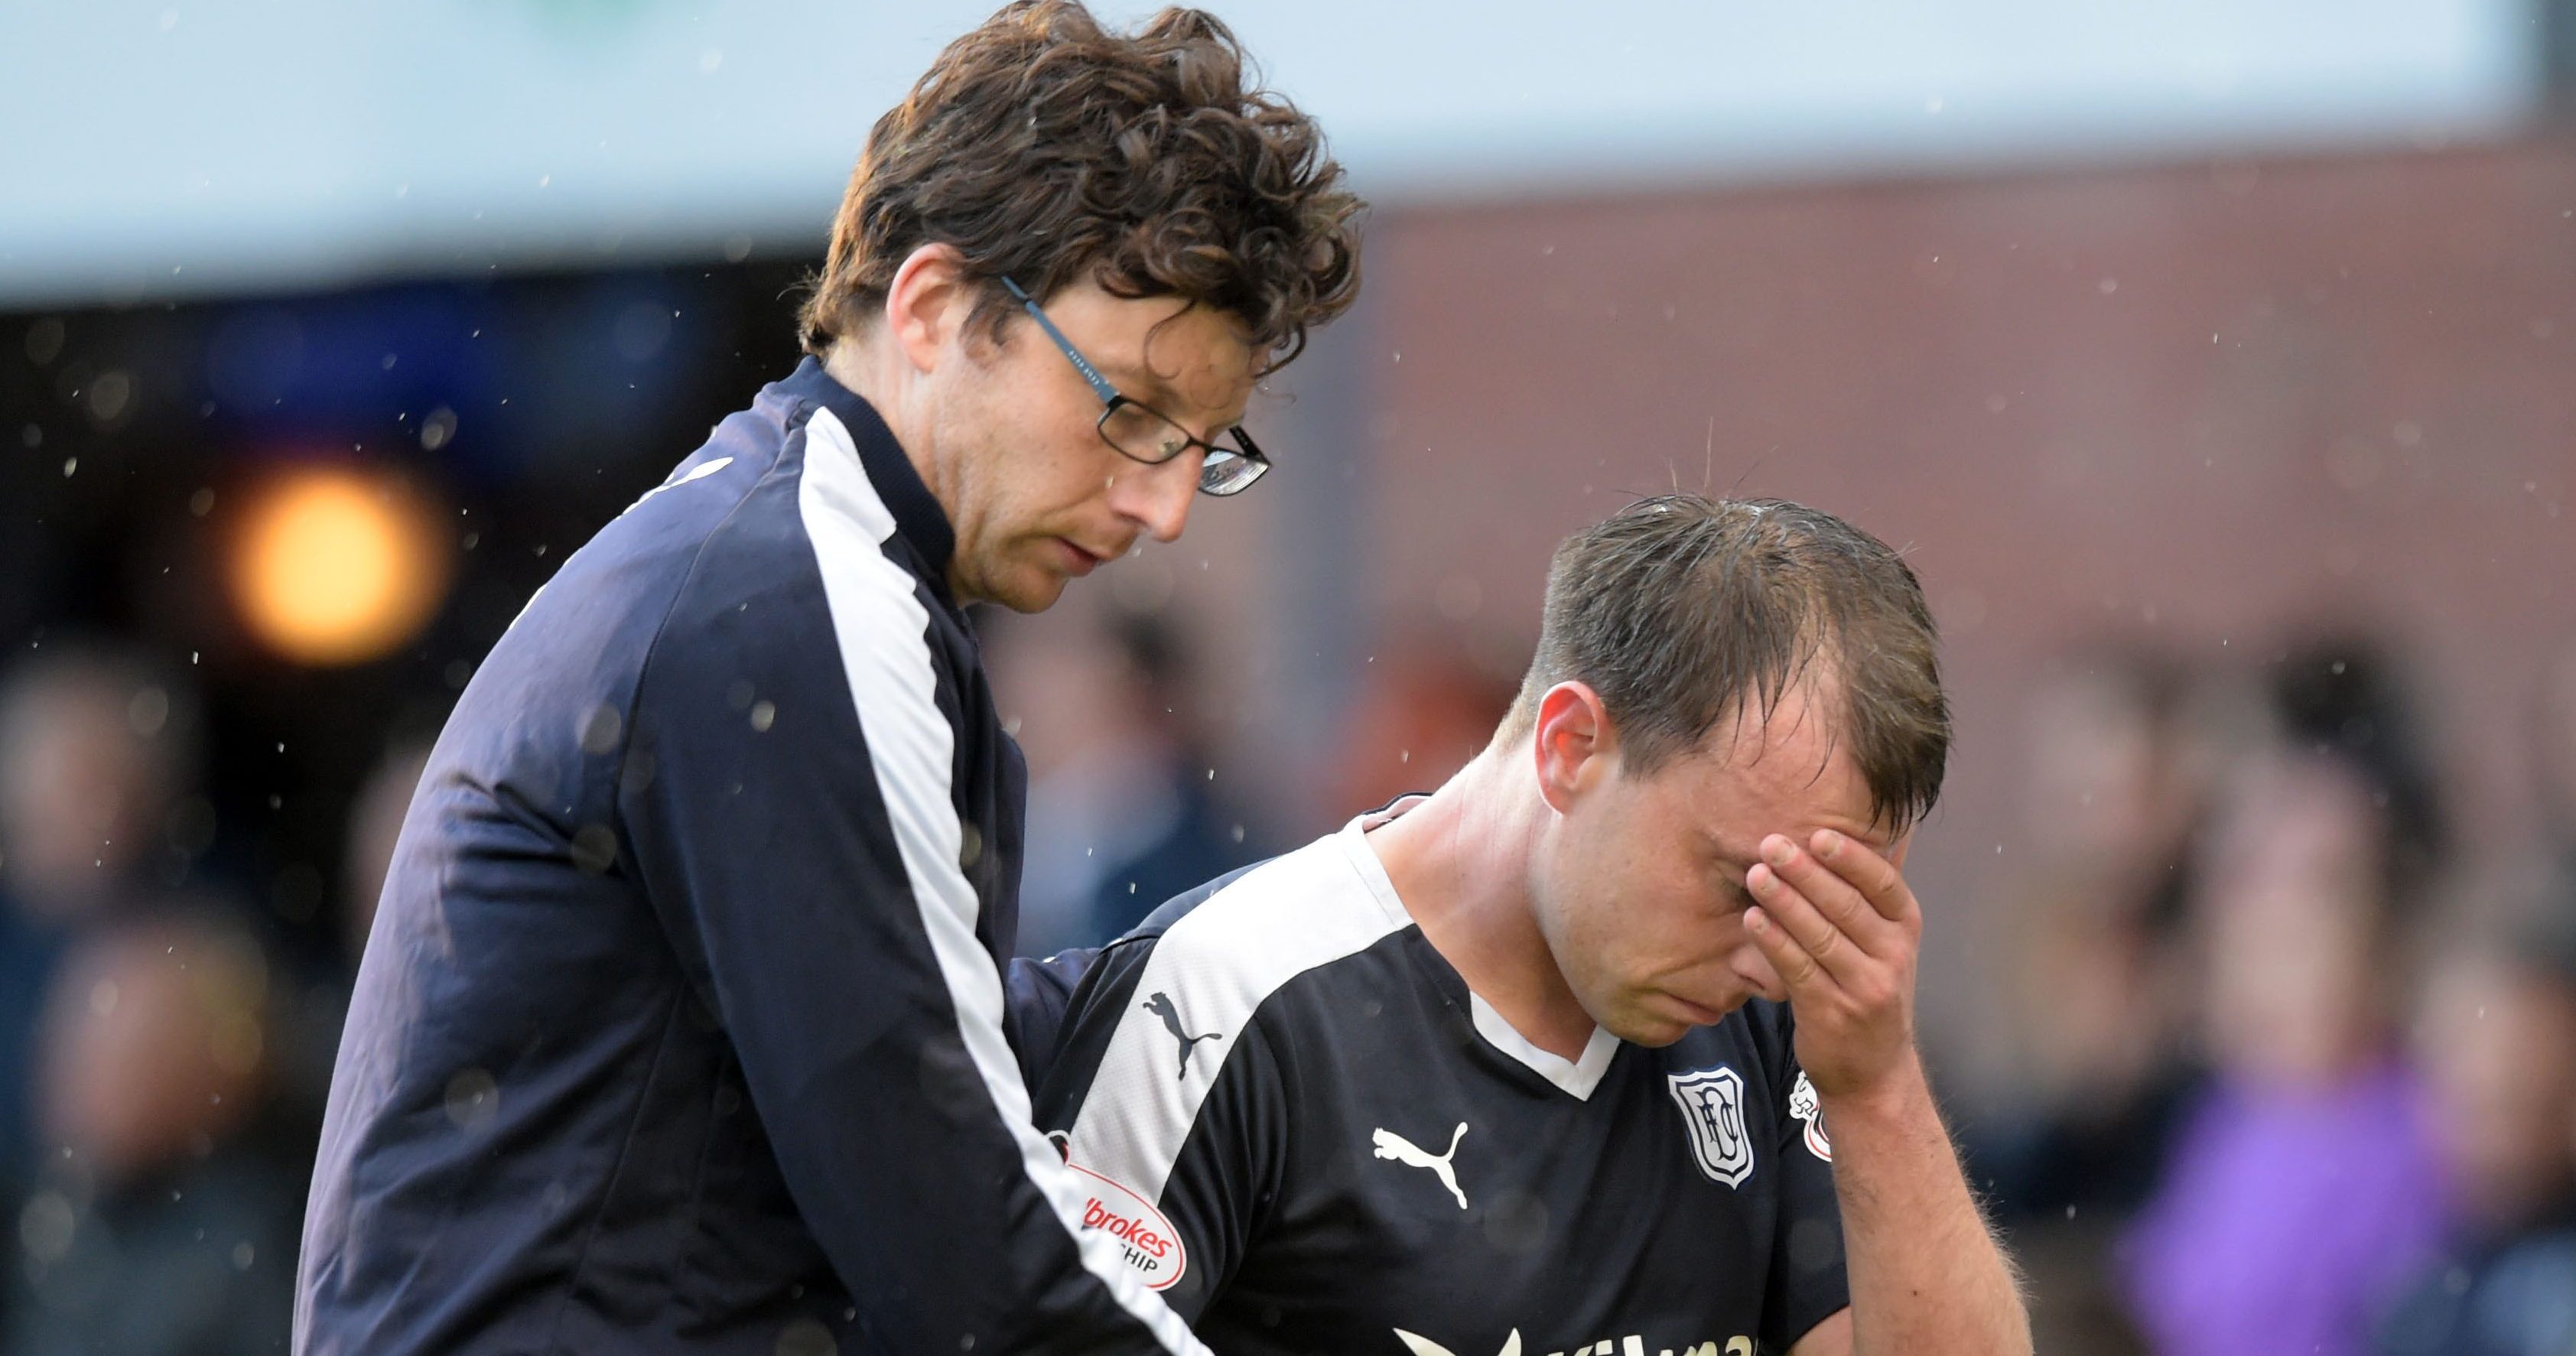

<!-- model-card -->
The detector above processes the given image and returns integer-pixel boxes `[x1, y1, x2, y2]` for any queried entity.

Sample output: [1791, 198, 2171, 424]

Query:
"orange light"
[229, 467, 449, 666]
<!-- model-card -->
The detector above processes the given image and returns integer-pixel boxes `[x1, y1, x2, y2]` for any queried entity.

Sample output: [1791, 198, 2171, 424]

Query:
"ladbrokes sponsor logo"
[1065, 1162, 1186, 1290]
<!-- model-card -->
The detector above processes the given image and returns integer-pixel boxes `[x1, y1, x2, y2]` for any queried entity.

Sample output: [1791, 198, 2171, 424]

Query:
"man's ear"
[881, 243, 974, 375]
[1532, 681, 1617, 815]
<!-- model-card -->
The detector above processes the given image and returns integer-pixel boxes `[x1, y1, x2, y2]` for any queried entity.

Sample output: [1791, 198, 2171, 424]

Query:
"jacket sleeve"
[1032, 932, 1288, 1325]
[617, 519, 1206, 1356]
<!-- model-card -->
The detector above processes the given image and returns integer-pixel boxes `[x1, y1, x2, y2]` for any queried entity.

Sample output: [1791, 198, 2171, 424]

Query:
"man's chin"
[1612, 991, 1738, 1045]
[981, 570, 1072, 614]
[1618, 1019, 1693, 1049]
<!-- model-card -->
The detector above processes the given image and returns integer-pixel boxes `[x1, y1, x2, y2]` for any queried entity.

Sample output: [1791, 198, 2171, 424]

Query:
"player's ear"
[880, 243, 974, 375]
[1532, 681, 1615, 815]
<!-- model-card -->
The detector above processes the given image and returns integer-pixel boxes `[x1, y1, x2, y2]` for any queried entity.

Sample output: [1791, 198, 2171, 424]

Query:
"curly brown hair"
[797, 1, 1364, 373]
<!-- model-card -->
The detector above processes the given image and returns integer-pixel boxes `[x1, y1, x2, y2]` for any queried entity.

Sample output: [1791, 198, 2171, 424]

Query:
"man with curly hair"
[295, 5, 1361, 1354]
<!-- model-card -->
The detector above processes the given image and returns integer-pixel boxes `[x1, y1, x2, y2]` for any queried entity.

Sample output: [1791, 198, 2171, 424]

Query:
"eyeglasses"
[1000, 277, 1270, 497]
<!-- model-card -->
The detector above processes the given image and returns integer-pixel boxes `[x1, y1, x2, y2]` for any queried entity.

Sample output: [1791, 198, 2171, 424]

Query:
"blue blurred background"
[5, 2, 2576, 1352]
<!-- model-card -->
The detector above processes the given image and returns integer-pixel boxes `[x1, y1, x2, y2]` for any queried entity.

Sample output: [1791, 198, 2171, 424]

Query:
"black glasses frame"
[999, 276, 1270, 497]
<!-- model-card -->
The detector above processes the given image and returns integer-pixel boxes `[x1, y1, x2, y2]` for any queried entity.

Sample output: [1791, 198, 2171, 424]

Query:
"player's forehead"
[1647, 693, 1891, 858]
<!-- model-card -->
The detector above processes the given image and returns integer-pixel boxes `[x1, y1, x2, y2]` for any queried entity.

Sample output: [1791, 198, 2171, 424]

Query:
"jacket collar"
[777, 356, 958, 599]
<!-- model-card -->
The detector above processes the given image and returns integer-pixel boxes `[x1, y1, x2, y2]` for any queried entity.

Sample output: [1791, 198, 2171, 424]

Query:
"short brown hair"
[798, 1, 1364, 371]
[1501, 496, 1950, 834]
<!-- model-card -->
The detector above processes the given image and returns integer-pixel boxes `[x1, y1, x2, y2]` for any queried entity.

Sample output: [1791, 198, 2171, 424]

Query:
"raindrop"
[232, 1241, 255, 1270]
[2096, 278, 2119, 294]
[89, 980, 119, 1016]
[579, 704, 623, 755]
[128, 686, 171, 737]
[188, 488, 215, 516]
[62, 457, 78, 478]
[18, 424, 37, 448]
[18, 1192, 76, 1263]
[420, 407, 460, 452]
[24, 318, 67, 365]
[727, 680, 756, 711]
[698, 48, 724, 73]
[571, 824, 619, 874]
[86, 370, 134, 425]
[749, 701, 777, 733]
[444, 1068, 500, 1130]
[775, 1319, 837, 1356]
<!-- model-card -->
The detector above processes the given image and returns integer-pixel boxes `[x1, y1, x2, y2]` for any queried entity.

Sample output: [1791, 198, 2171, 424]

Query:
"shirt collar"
[776, 356, 958, 595]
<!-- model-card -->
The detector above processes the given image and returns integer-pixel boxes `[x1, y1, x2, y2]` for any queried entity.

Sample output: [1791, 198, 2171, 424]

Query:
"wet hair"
[796, 1, 1364, 372]
[1500, 496, 1950, 834]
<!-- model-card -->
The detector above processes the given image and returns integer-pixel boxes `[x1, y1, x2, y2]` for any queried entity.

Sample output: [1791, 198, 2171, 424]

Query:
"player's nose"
[1735, 948, 1788, 1005]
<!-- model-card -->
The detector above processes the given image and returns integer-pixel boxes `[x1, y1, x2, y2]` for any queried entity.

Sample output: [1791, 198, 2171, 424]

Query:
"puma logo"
[1372, 1123, 1470, 1209]
[1141, 991, 1221, 1080]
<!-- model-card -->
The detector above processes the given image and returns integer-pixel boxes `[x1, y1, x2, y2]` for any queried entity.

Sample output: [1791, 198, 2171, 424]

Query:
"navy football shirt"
[1035, 808, 1850, 1356]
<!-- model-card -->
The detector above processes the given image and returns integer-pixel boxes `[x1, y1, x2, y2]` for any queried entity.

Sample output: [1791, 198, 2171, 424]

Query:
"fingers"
[1742, 902, 1826, 995]
[1810, 829, 1918, 926]
[1746, 858, 1866, 987]
[1757, 833, 1898, 949]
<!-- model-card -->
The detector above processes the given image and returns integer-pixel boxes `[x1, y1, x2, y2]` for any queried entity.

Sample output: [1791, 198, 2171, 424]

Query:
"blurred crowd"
[5, 610, 2575, 1356]
[1969, 634, 2576, 1356]
[0, 641, 439, 1354]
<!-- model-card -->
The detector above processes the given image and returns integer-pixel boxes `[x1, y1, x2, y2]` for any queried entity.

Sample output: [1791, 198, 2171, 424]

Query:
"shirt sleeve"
[1008, 948, 1101, 1089]
[1755, 1001, 1850, 1351]
[1031, 931, 1289, 1325]
[617, 535, 1204, 1356]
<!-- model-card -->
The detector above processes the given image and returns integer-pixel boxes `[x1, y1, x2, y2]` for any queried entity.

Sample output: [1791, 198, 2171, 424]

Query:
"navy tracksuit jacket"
[295, 359, 1204, 1356]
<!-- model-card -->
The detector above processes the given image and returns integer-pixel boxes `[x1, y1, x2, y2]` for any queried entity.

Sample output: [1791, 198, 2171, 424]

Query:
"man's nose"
[1110, 456, 1199, 545]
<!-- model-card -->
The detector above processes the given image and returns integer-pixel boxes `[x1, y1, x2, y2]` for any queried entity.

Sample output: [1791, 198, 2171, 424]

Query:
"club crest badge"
[1789, 1070, 1832, 1162]
[1666, 1065, 1754, 1188]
